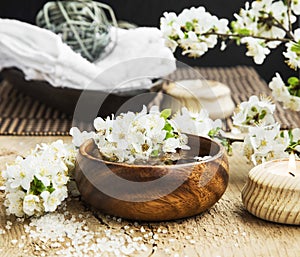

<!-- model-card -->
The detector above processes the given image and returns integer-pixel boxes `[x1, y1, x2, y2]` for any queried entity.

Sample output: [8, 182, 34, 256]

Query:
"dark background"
[0, 0, 297, 82]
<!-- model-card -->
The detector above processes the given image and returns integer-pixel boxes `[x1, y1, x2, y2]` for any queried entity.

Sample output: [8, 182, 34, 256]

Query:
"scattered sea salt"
[194, 155, 212, 162]
[11, 239, 18, 245]
[189, 240, 196, 244]
[24, 213, 148, 256]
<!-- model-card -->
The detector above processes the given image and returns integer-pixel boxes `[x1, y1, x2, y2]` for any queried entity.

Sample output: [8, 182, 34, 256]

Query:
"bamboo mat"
[0, 66, 298, 135]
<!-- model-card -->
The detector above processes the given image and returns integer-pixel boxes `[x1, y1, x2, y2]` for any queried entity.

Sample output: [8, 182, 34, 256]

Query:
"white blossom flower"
[232, 95, 276, 127]
[90, 106, 190, 164]
[292, 128, 300, 141]
[163, 138, 181, 153]
[4, 191, 25, 217]
[160, 12, 182, 52]
[291, 0, 300, 15]
[269, 73, 291, 101]
[269, 73, 300, 111]
[3, 140, 77, 217]
[173, 107, 222, 138]
[283, 29, 300, 70]
[3, 156, 33, 190]
[94, 115, 114, 135]
[160, 6, 229, 57]
[282, 95, 300, 111]
[41, 189, 67, 213]
[70, 127, 96, 148]
[23, 195, 41, 216]
[243, 124, 290, 165]
[241, 37, 271, 64]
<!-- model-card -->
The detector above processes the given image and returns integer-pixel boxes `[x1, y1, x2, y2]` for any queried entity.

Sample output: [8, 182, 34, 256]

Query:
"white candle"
[242, 155, 300, 225]
[264, 154, 299, 178]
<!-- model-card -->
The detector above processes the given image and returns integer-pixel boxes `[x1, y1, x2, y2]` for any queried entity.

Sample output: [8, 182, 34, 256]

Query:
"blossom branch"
[287, 0, 293, 32]
[266, 13, 296, 41]
[203, 32, 291, 43]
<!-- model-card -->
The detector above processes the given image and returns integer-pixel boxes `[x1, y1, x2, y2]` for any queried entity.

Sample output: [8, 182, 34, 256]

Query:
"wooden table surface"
[0, 136, 299, 257]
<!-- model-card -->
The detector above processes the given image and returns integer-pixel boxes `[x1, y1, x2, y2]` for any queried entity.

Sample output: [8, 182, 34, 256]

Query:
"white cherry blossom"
[291, 0, 300, 15]
[269, 73, 300, 111]
[243, 124, 290, 165]
[90, 106, 190, 164]
[283, 29, 300, 70]
[23, 195, 41, 216]
[232, 95, 276, 127]
[70, 127, 96, 148]
[3, 140, 76, 217]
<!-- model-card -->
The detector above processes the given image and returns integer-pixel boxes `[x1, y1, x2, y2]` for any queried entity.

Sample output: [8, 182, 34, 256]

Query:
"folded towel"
[0, 19, 176, 91]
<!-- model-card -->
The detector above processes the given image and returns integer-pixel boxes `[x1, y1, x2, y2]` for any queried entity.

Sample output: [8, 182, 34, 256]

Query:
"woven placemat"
[0, 66, 298, 136]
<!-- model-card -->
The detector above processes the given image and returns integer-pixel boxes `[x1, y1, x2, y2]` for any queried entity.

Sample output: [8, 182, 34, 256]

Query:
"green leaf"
[165, 131, 175, 139]
[151, 149, 159, 157]
[208, 128, 221, 138]
[291, 42, 300, 54]
[230, 21, 236, 30]
[237, 28, 251, 36]
[31, 176, 46, 194]
[47, 186, 55, 194]
[185, 21, 194, 31]
[163, 122, 173, 132]
[288, 129, 293, 142]
[160, 109, 172, 120]
[288, 77, 299, 86]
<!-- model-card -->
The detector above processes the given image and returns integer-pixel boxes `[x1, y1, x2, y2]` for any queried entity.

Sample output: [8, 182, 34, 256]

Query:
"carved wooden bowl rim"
[79, 134, 225, 168]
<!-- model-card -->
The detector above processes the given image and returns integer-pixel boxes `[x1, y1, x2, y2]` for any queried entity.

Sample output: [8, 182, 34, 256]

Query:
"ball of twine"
[36, 0, 118, 62]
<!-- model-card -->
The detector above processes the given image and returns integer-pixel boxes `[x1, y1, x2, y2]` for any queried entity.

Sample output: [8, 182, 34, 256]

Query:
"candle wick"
[289, 172, 295, 177]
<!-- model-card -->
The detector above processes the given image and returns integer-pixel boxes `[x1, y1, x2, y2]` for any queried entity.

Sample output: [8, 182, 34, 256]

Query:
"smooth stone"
[160, 80, 235, 119]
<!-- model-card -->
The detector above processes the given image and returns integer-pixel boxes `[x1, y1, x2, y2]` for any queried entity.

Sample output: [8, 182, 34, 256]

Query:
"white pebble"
[11, 239, 18, 245]
[164, 248, 170, 253]
[189, 240, 196, 244]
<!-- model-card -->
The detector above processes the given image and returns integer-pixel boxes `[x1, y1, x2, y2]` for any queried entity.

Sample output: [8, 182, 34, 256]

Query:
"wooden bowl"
[1, 68, 158, 119]
[75, 135, 229, 221]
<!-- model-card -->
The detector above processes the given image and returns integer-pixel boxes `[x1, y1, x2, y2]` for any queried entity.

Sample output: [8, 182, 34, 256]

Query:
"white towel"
[0, 19, 176, 91]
